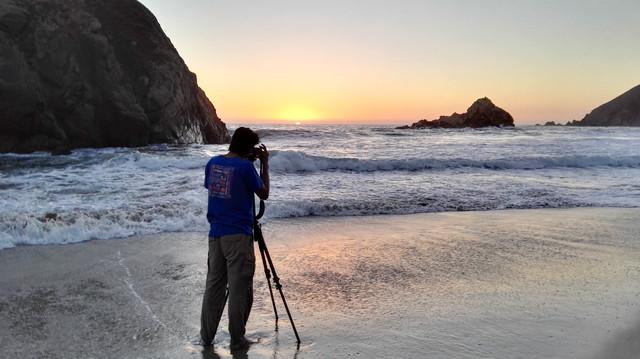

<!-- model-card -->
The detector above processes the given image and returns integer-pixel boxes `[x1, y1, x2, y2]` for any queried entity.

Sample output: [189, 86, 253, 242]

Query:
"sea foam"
[1, 125, 639, 250]
[269, 150, 640, 173]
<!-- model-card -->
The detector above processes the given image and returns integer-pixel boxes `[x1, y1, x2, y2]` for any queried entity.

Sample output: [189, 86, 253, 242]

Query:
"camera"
[247, 145, 263, 162]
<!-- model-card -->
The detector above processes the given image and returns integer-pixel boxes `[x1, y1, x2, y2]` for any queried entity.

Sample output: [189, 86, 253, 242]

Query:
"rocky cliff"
[0, 0, 229, 153]
[567, 85, 640, 126]
[398, 97, 514, 129]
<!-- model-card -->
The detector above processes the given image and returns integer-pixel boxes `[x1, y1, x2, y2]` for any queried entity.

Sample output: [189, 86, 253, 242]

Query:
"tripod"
[253, 197, 301, 345]
[254, 155, 301, 345]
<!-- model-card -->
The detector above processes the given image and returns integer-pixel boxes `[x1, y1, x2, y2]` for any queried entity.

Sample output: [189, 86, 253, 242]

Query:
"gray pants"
[200, 233, 255, 344]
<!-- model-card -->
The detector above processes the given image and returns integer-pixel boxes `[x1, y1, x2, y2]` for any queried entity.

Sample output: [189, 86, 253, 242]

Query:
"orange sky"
[140, 0, 640, 125]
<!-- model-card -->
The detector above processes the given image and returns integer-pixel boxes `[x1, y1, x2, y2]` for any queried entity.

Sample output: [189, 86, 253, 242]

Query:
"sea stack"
[567, 84, 640, 126]
[398, 97, 514, 129]
[0, 0, 230, 154]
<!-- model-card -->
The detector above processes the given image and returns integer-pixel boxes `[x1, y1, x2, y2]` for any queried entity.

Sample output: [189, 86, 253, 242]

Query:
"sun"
[277, 106, 319, 123]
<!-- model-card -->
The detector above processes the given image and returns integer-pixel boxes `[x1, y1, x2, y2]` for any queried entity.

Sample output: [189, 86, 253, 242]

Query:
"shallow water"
[1, 125, 639, 249]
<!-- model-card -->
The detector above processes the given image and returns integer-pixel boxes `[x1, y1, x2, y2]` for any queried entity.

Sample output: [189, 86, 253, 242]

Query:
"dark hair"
[229, 127, 259, 156]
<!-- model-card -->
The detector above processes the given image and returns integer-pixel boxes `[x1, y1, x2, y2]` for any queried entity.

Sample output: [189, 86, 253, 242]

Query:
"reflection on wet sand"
[197, 331, 302, 359]
[201, 346, 222, 359]
[0, 208, 638, 358]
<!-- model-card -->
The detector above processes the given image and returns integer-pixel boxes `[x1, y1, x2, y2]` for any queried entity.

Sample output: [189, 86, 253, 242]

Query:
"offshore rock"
[398, 97, 514, 129]
[0, 0, 229, 153]
[567, 85, 640, 126]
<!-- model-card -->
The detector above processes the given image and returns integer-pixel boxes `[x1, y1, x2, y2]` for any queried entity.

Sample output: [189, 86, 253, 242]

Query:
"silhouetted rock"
[0, 0, 229, 153]
[569, 85, 640, 127]
[543, 121, 560, 126]
[398, 98, 514, 129]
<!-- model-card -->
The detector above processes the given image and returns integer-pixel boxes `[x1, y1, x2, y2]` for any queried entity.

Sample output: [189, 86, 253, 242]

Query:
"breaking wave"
[1, 125, 639, 250]
[269, 150, 640, 173]
[0, 190, 608, 251]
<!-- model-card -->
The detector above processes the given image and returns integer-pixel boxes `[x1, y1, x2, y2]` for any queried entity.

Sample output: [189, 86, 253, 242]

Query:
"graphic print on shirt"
[208, 165, 234, 199]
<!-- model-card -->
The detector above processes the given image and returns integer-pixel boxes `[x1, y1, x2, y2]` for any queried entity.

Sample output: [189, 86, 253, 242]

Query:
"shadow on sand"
[590, 314, 640, 359]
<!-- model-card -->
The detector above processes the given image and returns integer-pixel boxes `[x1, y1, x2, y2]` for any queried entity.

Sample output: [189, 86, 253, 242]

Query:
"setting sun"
[277, 106, 320, 122]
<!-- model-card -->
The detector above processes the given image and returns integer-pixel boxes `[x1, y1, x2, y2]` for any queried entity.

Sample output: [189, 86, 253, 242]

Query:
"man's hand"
[257, 144, 269, 163]
[255, 144, 270, 200]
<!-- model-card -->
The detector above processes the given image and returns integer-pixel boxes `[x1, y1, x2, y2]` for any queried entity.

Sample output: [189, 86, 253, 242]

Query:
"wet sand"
[1, 208, 639, 359]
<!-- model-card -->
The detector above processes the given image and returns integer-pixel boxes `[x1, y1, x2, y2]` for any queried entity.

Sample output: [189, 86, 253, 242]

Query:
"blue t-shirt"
[204, 155, 264, 238]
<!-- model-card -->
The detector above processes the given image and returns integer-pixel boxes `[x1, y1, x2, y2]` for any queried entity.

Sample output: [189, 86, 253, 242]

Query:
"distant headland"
[541, 85, 640, 127]
[0, 0, 229, 154]
[565, 84, 640, 127]
[397, 97, 514, 129]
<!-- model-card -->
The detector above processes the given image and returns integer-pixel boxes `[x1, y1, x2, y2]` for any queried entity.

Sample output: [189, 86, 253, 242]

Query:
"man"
[200, 127, 269, 350]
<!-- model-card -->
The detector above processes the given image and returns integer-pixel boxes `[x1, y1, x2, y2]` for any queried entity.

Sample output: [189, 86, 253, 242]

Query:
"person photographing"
[200, 127, 269, 350]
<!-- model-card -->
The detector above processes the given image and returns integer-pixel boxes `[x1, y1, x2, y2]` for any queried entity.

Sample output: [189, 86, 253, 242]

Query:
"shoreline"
[1, 207, 639, 358]
[3, 205, 639, 252]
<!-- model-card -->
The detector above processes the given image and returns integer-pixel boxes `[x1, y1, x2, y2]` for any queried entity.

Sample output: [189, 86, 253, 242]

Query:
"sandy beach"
[1, 207, 639, 359]
[3, 1, 640, 358]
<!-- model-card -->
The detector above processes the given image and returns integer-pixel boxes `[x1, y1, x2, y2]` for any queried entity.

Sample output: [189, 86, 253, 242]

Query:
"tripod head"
[254, 156, 267, 221]
[255, 198, 265, 220]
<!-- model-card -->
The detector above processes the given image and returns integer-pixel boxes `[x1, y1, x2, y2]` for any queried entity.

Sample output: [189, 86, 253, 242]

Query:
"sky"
[139, 0, 640, 125]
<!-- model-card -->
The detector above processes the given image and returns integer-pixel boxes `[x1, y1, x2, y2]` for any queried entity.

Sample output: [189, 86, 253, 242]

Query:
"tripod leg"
[253, 211, 301, 344]
[277, 286, 301, 345]
[258, 242, 279, 327]
[262, 240, 302, 345]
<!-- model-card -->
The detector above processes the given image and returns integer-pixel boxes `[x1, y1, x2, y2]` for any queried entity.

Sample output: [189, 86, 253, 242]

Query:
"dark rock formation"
[0, 0, 229, 153]
[568, 85, 640, 127]
[397, 97, 514, 129]
[543, 121, 560, 126]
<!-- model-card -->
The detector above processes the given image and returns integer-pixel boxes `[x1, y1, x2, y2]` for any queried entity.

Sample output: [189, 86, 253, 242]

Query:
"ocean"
[1, 125, 639, 250]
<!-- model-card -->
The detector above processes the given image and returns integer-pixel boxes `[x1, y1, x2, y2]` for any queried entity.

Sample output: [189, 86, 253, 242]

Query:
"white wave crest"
[0, 205, 207, 250]
[269, 151, 640, 173]
[255, 128, 319, 139]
